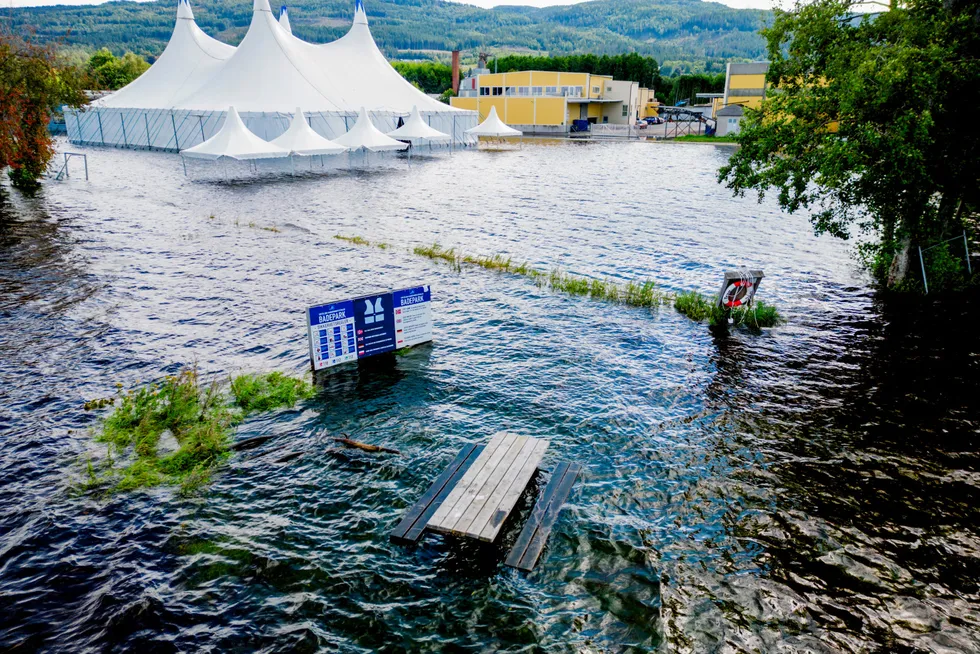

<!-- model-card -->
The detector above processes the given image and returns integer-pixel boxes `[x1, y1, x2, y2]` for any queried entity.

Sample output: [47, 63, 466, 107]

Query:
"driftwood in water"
[333, 437, 401, 455]
[231, 434, 275, 452]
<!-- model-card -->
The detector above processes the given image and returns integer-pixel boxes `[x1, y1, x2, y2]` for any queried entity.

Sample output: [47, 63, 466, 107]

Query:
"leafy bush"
[230, 372, 316, 413]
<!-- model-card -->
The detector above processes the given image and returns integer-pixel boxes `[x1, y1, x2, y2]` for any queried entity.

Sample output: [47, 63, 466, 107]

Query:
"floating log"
[230, 434, 275, 452]
[333, 437, 401, 455]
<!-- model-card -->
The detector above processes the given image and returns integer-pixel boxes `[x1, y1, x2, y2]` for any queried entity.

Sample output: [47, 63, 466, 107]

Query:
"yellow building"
[714, 62, 769, 136]
[638, 87, 660, 119]
[452, 70, 651, 133]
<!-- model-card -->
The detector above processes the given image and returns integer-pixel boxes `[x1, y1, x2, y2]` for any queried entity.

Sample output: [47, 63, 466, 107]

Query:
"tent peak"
[254, 0, 273, 14]
[176, 0, 194, 20]
[353, 0, 368, 25]
[278, 5, 291, 32]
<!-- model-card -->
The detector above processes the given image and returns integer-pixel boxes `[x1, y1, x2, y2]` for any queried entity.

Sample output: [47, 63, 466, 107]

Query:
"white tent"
[181, 106, 289, 160]
[465, 107, 523, 138]
[278, 5, 291, 33]
[97, 0, 234, 110]
[65, 0, 477, 151]
[388, 105, 450, 142]
[334, 107, 407, 152]
[270, 107, 347, 156]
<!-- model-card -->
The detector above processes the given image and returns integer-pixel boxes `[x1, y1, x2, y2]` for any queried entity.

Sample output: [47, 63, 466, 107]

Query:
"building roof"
[716, 104, 745, 117]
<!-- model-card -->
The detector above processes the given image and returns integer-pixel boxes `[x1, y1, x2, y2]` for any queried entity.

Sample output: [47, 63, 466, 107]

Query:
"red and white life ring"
[722, 279, 754, 308]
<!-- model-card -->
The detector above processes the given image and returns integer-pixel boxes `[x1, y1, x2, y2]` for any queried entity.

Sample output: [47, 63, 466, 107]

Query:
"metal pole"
[120, 114, 128, 147]
[963, 230, 972, 274]
[452, 116, 456, 153]
[83, 154, 88, 180]
[97, 111, 105, 146]
[919, 246, 929, 294]
[198, 116, 206, 143]
[182, 156, 187, 177]
[63, 153, 69, 178]
[144, 113, 151, 149]
[171, 112, 181, 150]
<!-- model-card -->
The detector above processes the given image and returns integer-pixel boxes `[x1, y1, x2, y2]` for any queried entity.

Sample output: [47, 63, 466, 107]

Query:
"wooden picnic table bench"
[391, 433, 581, 571]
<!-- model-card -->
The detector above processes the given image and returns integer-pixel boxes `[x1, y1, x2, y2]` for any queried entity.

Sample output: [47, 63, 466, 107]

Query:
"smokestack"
[451, 50, 460, 94]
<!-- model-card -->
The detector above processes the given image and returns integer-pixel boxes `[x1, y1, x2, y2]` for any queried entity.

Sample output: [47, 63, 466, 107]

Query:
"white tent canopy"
[181, 106, 290, 160]
[465, 107, 523, 137]
[270, 107, 347, 155]
[68, 0, 478, 151]
[334, 107, 407, 152]
[97, 0, 234, 110]
[388, 105, 450, 142]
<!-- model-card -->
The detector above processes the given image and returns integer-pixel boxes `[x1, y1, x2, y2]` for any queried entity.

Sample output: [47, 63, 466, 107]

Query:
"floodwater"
[1, 139, 978, 653]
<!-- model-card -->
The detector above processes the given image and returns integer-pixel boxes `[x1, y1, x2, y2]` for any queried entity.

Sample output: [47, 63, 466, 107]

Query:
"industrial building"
[712, 62, 769, 136]
[451, 69, 654, 134]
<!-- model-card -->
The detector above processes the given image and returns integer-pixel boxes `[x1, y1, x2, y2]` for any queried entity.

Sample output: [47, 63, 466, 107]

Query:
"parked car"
[644, 117, 664, 125]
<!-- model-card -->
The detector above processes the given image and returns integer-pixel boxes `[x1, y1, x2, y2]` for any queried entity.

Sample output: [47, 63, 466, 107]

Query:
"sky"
[6, 0, 782, 10]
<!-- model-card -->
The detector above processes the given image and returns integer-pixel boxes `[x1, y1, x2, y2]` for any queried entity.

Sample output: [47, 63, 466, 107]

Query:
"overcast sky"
[5, 0, 782, 10]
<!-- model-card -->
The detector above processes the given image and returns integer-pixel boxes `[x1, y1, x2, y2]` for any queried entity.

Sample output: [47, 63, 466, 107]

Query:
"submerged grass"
[79, 368, 315, 497]
[675, 290, 783, 329]
[331, 232, 781, 325]
[230, 371, 316, 413]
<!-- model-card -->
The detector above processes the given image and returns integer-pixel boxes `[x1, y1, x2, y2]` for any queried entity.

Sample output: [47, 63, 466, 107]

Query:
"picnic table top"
[425, 433, 549, 542]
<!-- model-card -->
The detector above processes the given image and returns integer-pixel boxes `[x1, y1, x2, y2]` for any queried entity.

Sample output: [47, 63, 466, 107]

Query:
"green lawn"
[671, 134, 738, 143]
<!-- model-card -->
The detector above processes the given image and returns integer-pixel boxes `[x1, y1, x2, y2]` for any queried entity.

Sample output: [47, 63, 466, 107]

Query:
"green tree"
[719, 0, 980, 288]
[86, 48, 149, 90]
[0, 30, 87, 191]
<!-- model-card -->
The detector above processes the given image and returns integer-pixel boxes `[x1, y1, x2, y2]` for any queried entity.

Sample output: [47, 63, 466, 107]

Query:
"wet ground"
[0, 139, 977, 652]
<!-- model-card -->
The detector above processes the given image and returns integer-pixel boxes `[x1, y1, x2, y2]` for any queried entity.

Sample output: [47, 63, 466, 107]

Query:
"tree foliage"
[657, 72, 724, 105]
[0, 30, 87, 191]
[489, 52, 661, 88]
[86, 48, 150, 90]
[391, 61, 452, 94]
[719, 0, 980, 286]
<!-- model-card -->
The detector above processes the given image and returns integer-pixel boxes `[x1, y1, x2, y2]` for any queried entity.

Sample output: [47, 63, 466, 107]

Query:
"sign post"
[308, 284, 433, 372]
[716, 270, 764, 310]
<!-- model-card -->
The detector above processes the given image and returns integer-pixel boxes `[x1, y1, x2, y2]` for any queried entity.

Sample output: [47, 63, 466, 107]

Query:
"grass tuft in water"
[80, 368, 315, 496]
[674, 291, 714, 322]
[230, 372, 316, 413]
[334, 234, 372, 246]
[414, 243, 461, 271]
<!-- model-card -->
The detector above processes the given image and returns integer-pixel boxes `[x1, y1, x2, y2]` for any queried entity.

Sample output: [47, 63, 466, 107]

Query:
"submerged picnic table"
[391, 433, 581, 571]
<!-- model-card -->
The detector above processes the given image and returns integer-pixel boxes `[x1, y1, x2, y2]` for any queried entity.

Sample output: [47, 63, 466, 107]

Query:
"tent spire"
[353, 0, 368, 25]
[176, 0, 194, 21]
[278, 5, 291, 33]
[254, 0, 273, 13]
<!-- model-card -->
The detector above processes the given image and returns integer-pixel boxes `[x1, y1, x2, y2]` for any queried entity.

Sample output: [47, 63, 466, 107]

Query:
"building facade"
[711, 62, 770, 134]
[452, 70, 654, 133]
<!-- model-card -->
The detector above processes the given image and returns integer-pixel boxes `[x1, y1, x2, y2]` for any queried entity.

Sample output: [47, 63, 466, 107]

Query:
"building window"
[728, 118, 738, 126]
[479, 87, 490, 96]
[592, 86, 600, 94]
[622, 105, 628, 117]
[546, 86, 558, 95]
[572, 86, 584, 97]
[492, 87, 503, 96]
[559, 86, 568, 96]
[532, 86, 543, 96]
[505, 86, 517, 96]
[518, 86, 529, 96]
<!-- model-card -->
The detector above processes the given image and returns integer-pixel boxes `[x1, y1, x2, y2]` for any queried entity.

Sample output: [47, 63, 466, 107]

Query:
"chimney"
[451, 50, 460, 94]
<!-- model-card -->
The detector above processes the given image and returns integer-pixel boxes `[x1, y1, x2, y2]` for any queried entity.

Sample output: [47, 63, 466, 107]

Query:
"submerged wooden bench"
[391, 433, 580, 571]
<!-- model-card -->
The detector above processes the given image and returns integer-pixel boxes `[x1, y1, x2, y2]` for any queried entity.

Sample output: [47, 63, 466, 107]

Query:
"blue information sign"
[307, 300, 358, 370]
[308, 284, 433, 371]
[352, 292, 397, 359]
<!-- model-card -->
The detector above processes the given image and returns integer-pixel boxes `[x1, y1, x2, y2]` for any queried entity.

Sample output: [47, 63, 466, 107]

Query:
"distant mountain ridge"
[8, 0, 770, 71]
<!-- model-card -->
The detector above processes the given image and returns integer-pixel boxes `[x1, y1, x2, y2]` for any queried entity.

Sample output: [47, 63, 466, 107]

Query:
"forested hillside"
[6, 0, 768, 74]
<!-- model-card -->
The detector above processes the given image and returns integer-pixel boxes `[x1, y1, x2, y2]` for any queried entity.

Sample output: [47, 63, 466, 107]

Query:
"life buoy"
[722, 279, 754, 308]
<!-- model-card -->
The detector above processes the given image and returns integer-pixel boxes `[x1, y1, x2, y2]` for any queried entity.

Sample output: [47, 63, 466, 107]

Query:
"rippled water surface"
[1, 140, 978, 653]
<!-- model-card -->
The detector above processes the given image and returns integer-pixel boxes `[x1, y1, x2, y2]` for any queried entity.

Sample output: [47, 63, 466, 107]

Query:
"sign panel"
[392, 285, 433, 348]
[307, 300, 358, 370]
[353, 292, 397, 358]
[308, 283, 433, 371]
